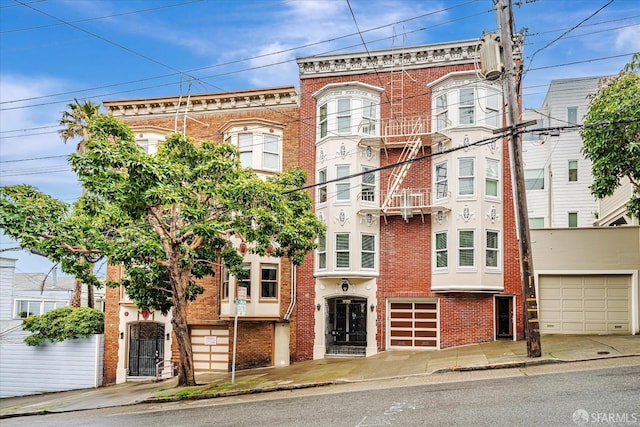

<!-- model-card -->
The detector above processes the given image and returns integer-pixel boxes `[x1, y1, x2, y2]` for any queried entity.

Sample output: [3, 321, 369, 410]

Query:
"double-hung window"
[262, 134, 280, 170]
[319, 104, 328, 138]
[458, 158, 475, 197]
[362, 100, 377, 135]
[317, 235, 327, 269]
[260, 264, 278, 298]
[336, 165, 350, 202]
[238, 133, 253, 168]
[436, 94, 448, 131]
[458, 230, 475, 268]
[568, 160, 578, 182]
[318, 168, 327, 204]
[221, 267, 230, 300]
[361, 234, 375, 269]
[435, 161, 448, 200]
[435, 231, 448, 269]
[336, 233, 350, 268]
[485, 159, 499, 198]
[459, 88, 475, 125]
[525, 168, 544, 190]
[486, 90, 500, 127]
[337, 99, 351, 133]
[237, 263, 251, 299]
[485, 231, 499, 269]
[567, 107, 578, 125]
[361, 166, 375, 203]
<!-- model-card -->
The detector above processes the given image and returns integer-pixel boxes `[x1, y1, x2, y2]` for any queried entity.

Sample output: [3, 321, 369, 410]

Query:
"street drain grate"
[597, 351, 610, 355]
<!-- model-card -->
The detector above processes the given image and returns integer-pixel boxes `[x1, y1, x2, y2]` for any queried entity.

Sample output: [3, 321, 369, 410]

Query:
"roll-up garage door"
[388, 300, 438, 349]
[539, 275, 630, 334]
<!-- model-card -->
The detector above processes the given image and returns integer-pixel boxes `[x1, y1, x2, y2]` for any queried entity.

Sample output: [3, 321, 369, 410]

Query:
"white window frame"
[568, 160, 578, 182]
[485, 89, 501, 128]
[485, 158, 500, 199]
[335, 233, 350, 269]
[238, 133, 253, 168]
[361, 166, 376, 203]
[485, 230, 500, 270]
[337, 99, 351, 133]
[317, 235, 327, 270]
[262, 133, 280, 171]
[336, 165, 351, 202]
[361, 233, 376, 270]
[434, 231, 448, 271]
[319, 104, 328, 139]
[459, 88, 475, 125]
[222, 267, 230, 300]
[436, 93, 448, 131]
[525, 168, 544, 190]
[435, 161, 448, 200]
[318, 168, 328, 204]
[567, 107, 578, 125]
[361, 100, 377, 135]
[458, 157, 475, 197]
[14, 299, 68, 319]
[458, 229, 475, 269]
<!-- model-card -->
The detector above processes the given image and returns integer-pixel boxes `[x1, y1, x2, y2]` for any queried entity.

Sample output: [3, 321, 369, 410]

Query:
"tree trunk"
[169, 267, 197, 386]
[71, 278, 82, 307]
[87, 284, 95, 309]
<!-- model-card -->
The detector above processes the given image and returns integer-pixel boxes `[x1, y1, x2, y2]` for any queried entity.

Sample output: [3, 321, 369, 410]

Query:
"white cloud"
[614, 24, 640, 52]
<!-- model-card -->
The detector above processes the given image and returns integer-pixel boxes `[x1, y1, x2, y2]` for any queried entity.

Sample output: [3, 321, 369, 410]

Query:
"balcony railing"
[359, 188, 449, 222]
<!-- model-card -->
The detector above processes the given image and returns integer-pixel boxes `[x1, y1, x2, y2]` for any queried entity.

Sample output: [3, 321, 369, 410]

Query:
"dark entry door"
[331, 298, 367, 345]
[129, 323, 165, 376]
[496, 297, 513, 338]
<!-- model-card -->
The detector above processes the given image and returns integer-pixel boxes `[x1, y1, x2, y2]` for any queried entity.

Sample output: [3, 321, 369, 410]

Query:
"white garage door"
[539, 275, 630, 334]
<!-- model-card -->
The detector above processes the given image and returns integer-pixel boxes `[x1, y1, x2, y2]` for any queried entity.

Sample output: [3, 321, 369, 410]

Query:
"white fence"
[0, 328, 103, 398]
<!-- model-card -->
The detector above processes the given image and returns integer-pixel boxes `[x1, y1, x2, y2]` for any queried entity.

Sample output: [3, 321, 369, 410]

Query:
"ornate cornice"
[297, 39, 481, 79]
[103, 86, 299, 118]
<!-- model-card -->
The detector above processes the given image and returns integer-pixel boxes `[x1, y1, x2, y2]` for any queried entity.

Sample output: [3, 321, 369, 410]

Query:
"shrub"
[22, 306, 104, 346]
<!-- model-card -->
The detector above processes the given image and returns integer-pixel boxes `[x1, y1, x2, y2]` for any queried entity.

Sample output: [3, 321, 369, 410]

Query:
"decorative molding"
[297, 40, 483, 79]
[486, 205, 500, 224]
[457, 204, 476, 222]
[104, 86, 299, 118]
[335, 209, 351, 226]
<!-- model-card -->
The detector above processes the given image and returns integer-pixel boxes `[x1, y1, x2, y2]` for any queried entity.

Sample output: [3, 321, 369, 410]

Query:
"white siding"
[524, 77, 610, 227]
[0, 329, 103, 398]
[0, 258, 16, 321]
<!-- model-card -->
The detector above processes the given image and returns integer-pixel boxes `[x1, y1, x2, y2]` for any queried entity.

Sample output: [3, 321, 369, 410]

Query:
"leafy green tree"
[59, 98, 102, 307]
[0, 115, 324, 387]
[22, 307, 104, 346]
[581, 53, 640, 219]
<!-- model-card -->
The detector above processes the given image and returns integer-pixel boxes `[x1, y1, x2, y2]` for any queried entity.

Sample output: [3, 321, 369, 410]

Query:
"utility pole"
[495, 0, 541, 357]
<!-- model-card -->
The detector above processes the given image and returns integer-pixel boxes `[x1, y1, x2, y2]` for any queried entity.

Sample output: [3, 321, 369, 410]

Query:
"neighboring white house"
[522, 76, 609, 228]
[0, 257, 105, 397]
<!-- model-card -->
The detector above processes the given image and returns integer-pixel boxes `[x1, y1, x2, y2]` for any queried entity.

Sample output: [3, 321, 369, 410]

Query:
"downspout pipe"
[283, 263, 296, 321]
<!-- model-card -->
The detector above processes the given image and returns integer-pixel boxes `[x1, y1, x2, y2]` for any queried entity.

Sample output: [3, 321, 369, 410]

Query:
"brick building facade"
[293, 39, 524, 361]
[101, 87, 300, 384]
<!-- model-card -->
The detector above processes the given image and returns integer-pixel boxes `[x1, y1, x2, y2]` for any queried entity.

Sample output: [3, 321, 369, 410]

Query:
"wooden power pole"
[495, 0, 541, 357]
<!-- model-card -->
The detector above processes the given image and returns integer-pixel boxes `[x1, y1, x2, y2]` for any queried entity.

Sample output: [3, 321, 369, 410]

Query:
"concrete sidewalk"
[2, 335, 639, 419]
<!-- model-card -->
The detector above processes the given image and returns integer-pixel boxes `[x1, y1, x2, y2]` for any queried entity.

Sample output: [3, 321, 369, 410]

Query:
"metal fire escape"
[359, 30, 450, 222]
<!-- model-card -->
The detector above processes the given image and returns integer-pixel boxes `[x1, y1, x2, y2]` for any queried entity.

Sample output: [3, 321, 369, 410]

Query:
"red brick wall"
[229, 322, 274, 370]
[102, 100, 300, 374]
[102, 265, 122, 385]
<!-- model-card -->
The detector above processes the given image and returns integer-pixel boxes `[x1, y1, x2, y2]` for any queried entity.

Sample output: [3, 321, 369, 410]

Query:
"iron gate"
[128, 323, 165, 376]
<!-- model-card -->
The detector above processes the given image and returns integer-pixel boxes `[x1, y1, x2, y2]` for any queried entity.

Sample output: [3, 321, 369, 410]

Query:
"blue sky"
[1, 0, 639, 273]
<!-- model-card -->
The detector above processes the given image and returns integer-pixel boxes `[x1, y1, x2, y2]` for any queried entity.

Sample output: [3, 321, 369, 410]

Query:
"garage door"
[388, 300, 438, 349]
[539, 275, 630, 334]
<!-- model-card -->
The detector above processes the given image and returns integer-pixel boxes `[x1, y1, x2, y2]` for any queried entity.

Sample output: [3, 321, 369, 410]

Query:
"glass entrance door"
[327, 298, 367, 354]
